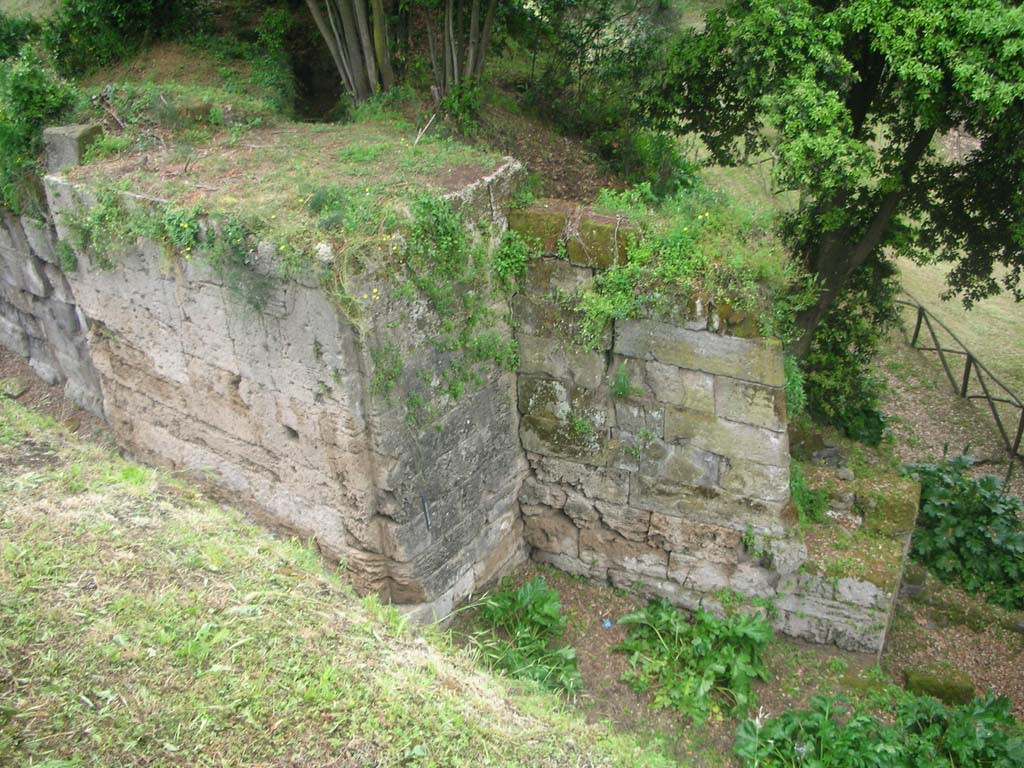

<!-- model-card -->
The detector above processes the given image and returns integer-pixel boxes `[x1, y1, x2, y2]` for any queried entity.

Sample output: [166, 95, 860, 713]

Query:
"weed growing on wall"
[467, 577, 581, 694]
[614, 599, 772, 723]
[905, 456, 1024, 610]
[576, 182, 817, 347]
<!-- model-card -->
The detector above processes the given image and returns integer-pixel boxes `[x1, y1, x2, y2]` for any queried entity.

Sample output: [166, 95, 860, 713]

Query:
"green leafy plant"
[610, 364, 641, 399]
[735, 692, 1024, 767]
[790, 462, 828, 524]
[492, 229, 532, 294]
[371, 341, 404, 398]
[0, 12, 40, 59]
[905, 456, 1024, 610]
[614, 599, 772, 723]
[783, 354, 806, 419]
[468, 577, 581, 693]
[0, 45, 77, 212]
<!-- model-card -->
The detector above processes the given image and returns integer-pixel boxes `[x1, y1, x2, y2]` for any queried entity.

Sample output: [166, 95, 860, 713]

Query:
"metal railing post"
[910, 305, 925, 347]
[960, 354, 973, 398]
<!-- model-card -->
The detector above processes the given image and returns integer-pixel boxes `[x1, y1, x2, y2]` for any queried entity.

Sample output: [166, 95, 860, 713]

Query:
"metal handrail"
[895, 292, 1024, 458]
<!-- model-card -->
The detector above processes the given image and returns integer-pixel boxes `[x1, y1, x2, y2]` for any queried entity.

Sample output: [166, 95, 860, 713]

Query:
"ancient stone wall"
[0, 129, 913, 651]
[508, 202, 908, 652]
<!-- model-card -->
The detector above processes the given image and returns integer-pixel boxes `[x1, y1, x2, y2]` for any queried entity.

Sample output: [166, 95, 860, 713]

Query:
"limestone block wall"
[508, 204, 903, 652]
[0, 156, 528, 622]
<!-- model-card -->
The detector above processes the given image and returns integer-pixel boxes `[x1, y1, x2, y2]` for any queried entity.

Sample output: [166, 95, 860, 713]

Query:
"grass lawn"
[0, 0, 56, 18]
[897, 258, 1024, 396]
[0, 389, 672, 768]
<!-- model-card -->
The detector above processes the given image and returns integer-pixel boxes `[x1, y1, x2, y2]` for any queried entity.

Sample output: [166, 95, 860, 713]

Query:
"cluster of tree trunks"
[305, 0, 498, 103]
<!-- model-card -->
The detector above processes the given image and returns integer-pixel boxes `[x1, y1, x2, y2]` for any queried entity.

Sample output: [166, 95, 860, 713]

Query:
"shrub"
[0, 12, 40, 59]
[783, 354, 806, 418]
[802, 255, 900, 445]
[43, 0, 198, 76]
[0, 45, 77, 211]
[468, 577, 581, 693]
[735, 692, 1024, 767]
[614, 599, 772, 723]
[904, 455, 1024, 610]
[790, 461, 828, 524]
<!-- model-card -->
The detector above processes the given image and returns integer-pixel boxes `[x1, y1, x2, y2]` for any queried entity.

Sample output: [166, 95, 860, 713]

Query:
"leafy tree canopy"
[644, 0, 1024, 351]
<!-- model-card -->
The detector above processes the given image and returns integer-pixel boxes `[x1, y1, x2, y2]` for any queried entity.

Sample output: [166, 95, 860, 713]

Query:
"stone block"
[665, 407, 789, 467]
[645, 361, 714, 413]
[532, 550, 600, 579]
[517, 333, 606, 389]
[580, 526, 668, 578]
[668, 554, 732, 593]
[566, 214, 636, 268]
[714, 377, 786, 432]
[508, 200, 574, 253]
[905, 666, 975, 705]
[614, 401, 664, 435]
[43, 124, 103, 172]
[511, 294, 611, 348]
[42, 264, 74, 304]
[563, 491, 599, 528]
[730, 562, 778, 598]
[637, 440, 721, 488]
[595, 501, 650, 542]
[525, 257, 593, 294]
[531, 456, 629, 504]
[614, 319, 784, 386]
[648, 514, 744, 563]
[630, 474, 786, 530]
[523, 509, 579, 557]
[518, 475, 568, 508]
[0, 312, 28, 357]
[835, 577, 885, 608]
[521, 413, 609, 465]
[764, 537, 807, 576]
[719, 458, 790, 503]
[20, 217, 57, 265]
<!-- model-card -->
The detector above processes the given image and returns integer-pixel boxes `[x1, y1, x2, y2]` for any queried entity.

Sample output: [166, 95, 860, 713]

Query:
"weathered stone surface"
[719, 458, 790, 503]
[563, 491, 599, 528]
[614, 401, 665, 435]
[665, 406, 789, 467]
[580, 527, 668, 578]
[645, 361, 714, 413]
[518, 475, 568, 508]
[596, 501, 650, 542]
[835, 577, 885, 608]
[668, 554, 732, 592]
[43, 124, 102, 172]
[566, 214, 636, 268]
[637, 440, 721, 488]
[0, 311, 28, 357]
[764, 537, 807, 576]
[524, 509, 579, 557]
[518, 332, 605, 389]
[525, 257, 593, 294]
[630, 474, 786, 531]
[731, 562, 778, 598]
[512, 294, 611, 347]
[648, 514, 744, 564]
[714, 376, 786, 431]
[20, 217, 57, 265]
[531, 456, 629, 504]
[615, 320, 784, 387]
[507, 200, 574, 253]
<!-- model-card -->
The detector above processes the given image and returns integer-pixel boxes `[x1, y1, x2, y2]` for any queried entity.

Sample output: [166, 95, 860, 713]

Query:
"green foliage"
[905, 456, 1024, 610]
[783, 354, 806, 419]
[441, 81, 482, 137]
[371, 342, 404, 398]
[0, 44, 77, 212]
[614, 599, 772, 723]
[468, 577, 582, 693]
[492, 229, 532, 294]
[401, 195, 519, 403]
[576, 182, 814, 348]
[790, 462, 828, 524]
[55, 239, 76, 272]
[647, 0, 1024, 322]
[597, 129, 698, 200]
[735, 692, 1024, 767]
[803, 257, 899, 445]
[43, 0, 198, 76]
[0, 12, 39, 58]
[610, 364, 640, 399]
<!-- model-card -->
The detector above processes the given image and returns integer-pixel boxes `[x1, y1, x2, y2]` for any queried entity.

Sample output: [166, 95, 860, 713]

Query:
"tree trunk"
[444, 0, 457, 92]
[792, 127, 936, 357]
[335, 0, 372, 101]
[352, 0, 380, 94]
[473, 0, 497, 80]
[463, 0, 480, 82]
[306, 0, 354, 94]
[370, 0, 395, 89]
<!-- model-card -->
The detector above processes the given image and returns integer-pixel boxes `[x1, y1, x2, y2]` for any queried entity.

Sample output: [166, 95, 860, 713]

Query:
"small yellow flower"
[362, 294, 369, 299]
[372, 288, 379, 294]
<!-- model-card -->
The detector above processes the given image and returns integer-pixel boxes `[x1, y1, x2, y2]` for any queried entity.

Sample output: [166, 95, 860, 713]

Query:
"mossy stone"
[566, 215, 635, 269]
[905, 665, 975, 705]
[508, 201, 573, 254]
[858, 476, 920, 537]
